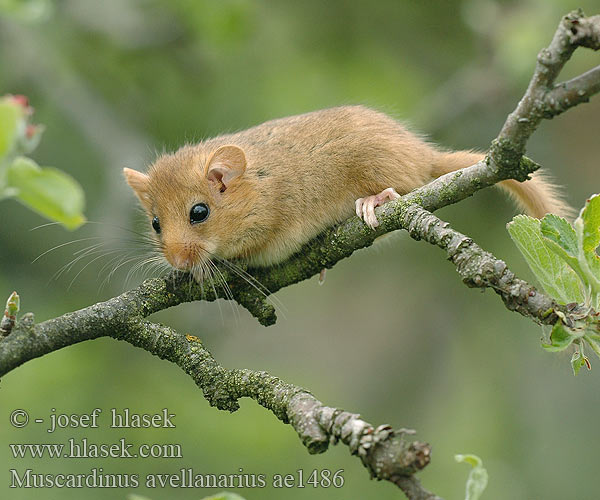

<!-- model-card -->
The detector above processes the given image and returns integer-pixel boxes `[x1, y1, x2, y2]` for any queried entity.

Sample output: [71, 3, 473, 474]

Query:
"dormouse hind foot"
[355, 187, 400, 229]
[319, 268, 326, 285]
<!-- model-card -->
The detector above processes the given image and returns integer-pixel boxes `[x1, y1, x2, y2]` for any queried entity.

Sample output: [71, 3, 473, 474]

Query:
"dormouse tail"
[432, 150, 573, 219]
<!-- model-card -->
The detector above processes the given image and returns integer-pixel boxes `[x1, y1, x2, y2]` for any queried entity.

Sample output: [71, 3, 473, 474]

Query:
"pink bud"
[9, 94, 29, 108]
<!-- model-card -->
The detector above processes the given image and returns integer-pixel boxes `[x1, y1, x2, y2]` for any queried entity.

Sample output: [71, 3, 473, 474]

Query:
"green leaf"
[571, 350, 589, 376]
[6, 156, 85, 229]
[579, 196, 600, 293]
[541, 214, 579, 261]
[541, 322, 578, 352]
[455, 454, 488, 500]
[201, 493, 247, 500]
[573, 196, 600, 303]
[508, 215, 583, 303]
[581, 195, 600, 254]
[541, 214, 588, 288]
[0, 97, 24, 160]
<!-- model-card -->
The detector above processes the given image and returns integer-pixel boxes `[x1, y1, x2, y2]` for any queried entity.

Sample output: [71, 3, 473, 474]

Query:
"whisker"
[99, 252, 142, 292]
[104, 252, 151, 287]
[124, 254, 165, 288]
[32, 219, 158, 245]
[31, 218, 168, 292]
[191, 263, 205, 300]
[67, 249, 133, 290]
[97, 251, 136, 278]
[33, 220, 285, 323]
[32, 237, 104, 263]
[30, 221, 64, 231]
[212, 255, 286, 315]
[206, 258, 239, 323]
[202, 260, 225, 324]
[145, 258, 170, 281]
[53, 245, 140, 286]
[214, 256, 271, 297]
[33, 232, 153, 265]
[189, 264, 197, 300]
[73, 237, 138, 255]
[51, 244, 109, 282]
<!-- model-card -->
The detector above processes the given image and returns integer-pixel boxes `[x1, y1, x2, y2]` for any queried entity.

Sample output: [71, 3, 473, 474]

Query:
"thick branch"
[115, 320, 437, 497]
[396, 205, 566, 322]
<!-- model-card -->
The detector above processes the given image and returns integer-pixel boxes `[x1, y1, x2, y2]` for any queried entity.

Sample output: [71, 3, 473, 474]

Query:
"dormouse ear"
[123, 168, 151, 207]
[205, 145, 246, 192]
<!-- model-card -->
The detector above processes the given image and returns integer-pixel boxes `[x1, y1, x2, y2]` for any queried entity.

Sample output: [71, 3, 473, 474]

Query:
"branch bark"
[117, 322, 438, 498]
[1, 9, 599, 500]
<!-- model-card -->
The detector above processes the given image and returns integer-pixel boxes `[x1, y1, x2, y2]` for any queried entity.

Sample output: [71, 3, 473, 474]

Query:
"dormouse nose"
[163, 242, 196, 270]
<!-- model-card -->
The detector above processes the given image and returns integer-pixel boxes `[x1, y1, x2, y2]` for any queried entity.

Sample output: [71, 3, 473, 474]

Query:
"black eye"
[190, 203, 210, 224]
[152, 216, 161, 234]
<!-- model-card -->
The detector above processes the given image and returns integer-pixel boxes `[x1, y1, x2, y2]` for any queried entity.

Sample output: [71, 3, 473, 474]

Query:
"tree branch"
[105, 319, 442, 498]
[1, 9, 599, 500]
[491, 10, 600, 168]
[545, 65, 600, 116]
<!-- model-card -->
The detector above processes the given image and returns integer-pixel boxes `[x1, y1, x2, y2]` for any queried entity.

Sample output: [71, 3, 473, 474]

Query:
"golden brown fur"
[124, 105, 570, 269]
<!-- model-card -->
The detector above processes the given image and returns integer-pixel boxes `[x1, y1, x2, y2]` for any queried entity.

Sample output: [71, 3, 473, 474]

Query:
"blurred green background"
[1, 0, 599, 499]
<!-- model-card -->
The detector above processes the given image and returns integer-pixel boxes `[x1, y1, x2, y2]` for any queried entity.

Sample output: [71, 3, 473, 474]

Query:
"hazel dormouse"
[124, 106, 569, 276]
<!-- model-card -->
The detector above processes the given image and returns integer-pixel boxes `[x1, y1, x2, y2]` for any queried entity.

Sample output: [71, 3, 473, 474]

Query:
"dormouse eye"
[190, 203, 210, 224]
[152, 216, 161, 234]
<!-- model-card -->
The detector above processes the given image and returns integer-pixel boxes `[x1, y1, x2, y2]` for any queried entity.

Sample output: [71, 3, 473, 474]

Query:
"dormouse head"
[124, 144, 253, 273]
